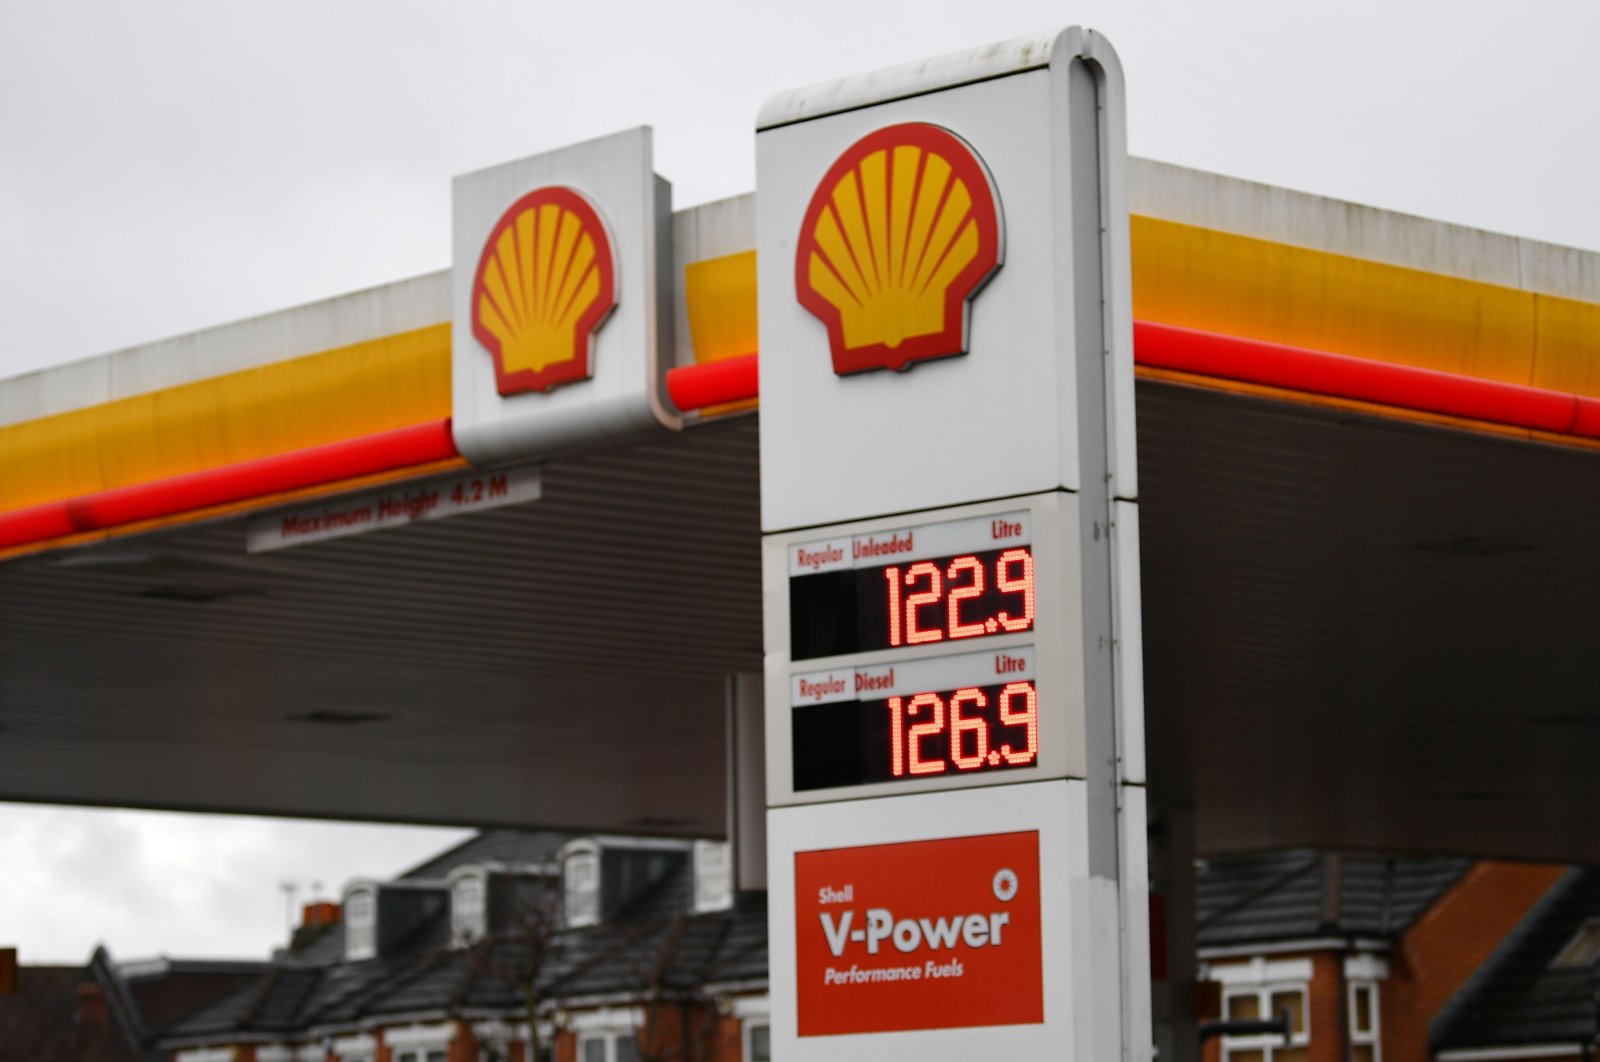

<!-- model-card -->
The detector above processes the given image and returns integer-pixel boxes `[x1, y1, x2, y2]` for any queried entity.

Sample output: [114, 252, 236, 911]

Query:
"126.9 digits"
[886, 680, 1038, 777]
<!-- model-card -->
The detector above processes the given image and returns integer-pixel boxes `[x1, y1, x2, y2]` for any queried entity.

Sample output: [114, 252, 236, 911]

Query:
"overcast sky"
[0, 806, 470, 964]
[3, 0, 1599, 965]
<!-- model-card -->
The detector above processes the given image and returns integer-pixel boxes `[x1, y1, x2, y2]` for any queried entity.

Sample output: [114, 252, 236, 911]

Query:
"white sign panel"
[247, 467, 540, 552]
[790, 646, 1036, 708]
[452, 127, 679, 465]
[787, 511, 1029, 577]
[756, 28, 1150, 1062]
[768, 780, 1111, 1060]
[757, 32, 1134, 533]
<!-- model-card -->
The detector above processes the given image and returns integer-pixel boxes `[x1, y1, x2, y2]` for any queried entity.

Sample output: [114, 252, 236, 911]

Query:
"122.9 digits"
[885, 548, 1035, 647]
[788, 546, 1036, 660]
[789, 680, 1039, 790]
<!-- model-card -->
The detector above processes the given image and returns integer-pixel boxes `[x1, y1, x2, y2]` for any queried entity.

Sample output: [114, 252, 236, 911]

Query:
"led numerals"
[884, 549, 1034, 647]
[886, 682, 1039, 777]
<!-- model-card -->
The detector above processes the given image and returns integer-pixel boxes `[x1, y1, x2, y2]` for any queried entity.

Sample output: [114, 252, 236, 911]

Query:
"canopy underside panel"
[1139, 383, 1600, 862]
[2, 389, 1597, 861]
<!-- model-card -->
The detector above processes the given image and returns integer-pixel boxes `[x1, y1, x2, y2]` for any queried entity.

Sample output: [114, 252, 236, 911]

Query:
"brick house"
[1195, 852, 1576, 1062]
[153, 830, 768, 1062]
[14, 836, 1600, 1061]
[0, 948, 264, 1061]
[1431, 868, 1600, 1060]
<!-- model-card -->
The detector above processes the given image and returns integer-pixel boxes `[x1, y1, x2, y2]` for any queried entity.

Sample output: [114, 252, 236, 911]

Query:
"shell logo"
[471, 186, 617, 396]
[796, 122, 1004, 376]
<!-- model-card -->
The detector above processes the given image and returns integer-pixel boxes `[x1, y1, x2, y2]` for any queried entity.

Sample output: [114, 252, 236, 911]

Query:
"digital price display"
[790, 648, 1038, 791]
[788, 511, 1033, 661]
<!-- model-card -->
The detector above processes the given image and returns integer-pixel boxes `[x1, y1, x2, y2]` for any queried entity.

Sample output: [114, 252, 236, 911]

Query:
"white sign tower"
[757, 29, 1149, 1060]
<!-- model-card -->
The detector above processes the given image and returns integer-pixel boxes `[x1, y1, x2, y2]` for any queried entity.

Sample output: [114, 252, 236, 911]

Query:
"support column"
[1150, 803, 1198, 1062]
[726, 672, 766, 891]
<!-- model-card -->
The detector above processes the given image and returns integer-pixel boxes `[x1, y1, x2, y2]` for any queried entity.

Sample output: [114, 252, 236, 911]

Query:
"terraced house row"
[7, 832, 1600, 1062]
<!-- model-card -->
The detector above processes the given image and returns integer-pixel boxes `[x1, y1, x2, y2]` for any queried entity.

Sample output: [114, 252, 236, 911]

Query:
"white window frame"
[449, 866, 489, 947]
[730, 995, 771, 1062]
[263, 1048, 324, 1062]
[563, 841, 602, 928]
[391, 1048, 449, 1062]
[1210, 959, 1312, 1062]
[331, 1031, 377, 1062]
[741, 1020, 771, 1062]
[576, 1031, 640, 1062]
[1220, 981, 1310, 1060]
[572, 1007, 642, 1062]
[1349, 979, 1382, 1061]
[693, 840, 733, 914]
[175, 1049, 235, 1062]
[1552, 917, 1600, 968]
[388, 1021, 455, 1062]
[342, 882, 378, 961]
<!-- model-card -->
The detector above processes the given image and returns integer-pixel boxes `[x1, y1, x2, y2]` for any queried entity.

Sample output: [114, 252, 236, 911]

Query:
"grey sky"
[2, 0, 1598, 964]
[4, 0, 1599, 381]
[0, 805, 470, 964]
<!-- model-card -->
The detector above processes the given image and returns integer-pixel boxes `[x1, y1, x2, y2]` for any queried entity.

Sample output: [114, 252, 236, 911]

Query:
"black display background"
[788, 545, 1033, 660]
[791, 680, 1037, 791]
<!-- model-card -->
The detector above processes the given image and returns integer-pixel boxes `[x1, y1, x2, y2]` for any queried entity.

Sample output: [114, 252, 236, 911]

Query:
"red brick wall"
[1306, 952, 1344, 1062]
[711, 1015, 743, 1062]
[640, 1005, 683, 1059]
[639, 1002, 728, 1062]
[450, 1024, 480, 1062]
[1382, 861, 1566, 1062]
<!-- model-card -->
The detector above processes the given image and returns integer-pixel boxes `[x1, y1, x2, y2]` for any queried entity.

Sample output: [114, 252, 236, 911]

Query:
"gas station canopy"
[2, 158, 1599, 863]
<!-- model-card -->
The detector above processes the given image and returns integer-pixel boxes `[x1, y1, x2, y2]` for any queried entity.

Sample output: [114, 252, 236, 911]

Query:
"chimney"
[290, 901, 344, 952]
[0, 947, 15, 995]
[302, 901, 342, 927]
[1319, 853, 1342, 933]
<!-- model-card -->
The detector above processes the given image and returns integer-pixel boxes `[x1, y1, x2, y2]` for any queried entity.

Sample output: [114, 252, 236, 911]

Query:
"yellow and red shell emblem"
[796, 122, 1003, 375]
[471, 186, 617, 395]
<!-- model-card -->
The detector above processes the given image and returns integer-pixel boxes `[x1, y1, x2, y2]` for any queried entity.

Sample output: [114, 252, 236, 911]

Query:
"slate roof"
[117, 956, 269, 1038]
[154, 832, 1597, 1054]
[1432, 866, 1600, 1052]
[0, 949, 270, 1060]
[280, 918, 345, 966]
[0, 964, 144, 1061]
[1196, 849, 1469, 947]
[158, 831, 768, 1048]
[399, 829, 571, 881]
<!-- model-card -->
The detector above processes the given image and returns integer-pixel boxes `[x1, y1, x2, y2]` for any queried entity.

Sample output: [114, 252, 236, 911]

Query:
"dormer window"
[344, 884, 377, 961]
[1552, 918, 1600, 968]
[564, 842, 601, 928]
[450, 868, 488, 947]
[693, 840, 733, 913]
